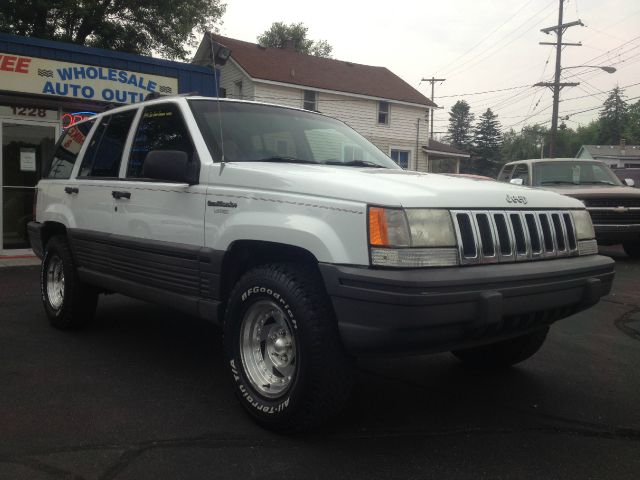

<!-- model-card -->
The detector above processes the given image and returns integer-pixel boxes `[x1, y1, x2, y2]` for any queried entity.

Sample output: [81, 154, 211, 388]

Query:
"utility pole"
[421, 77, 446, 138]
[534, 0, 583, 157]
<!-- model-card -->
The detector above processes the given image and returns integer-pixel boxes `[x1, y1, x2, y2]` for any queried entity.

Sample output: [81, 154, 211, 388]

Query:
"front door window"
[2, 122, 57, 249]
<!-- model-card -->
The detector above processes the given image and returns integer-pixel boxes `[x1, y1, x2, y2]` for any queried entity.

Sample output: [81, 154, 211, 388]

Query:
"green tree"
[501, 125, 547, 162]
[446, 100, 474, 151]
[468, 108, 502, 175]
[0, 0, 226, 60]
[257, 22, 333, 58]
[624, 100, 640, 144]
[598, 86, 628, 144]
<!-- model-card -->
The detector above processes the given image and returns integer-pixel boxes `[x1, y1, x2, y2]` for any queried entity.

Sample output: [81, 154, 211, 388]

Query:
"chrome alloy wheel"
[46, 255, 65, 310]
[240, 299, 297, 398]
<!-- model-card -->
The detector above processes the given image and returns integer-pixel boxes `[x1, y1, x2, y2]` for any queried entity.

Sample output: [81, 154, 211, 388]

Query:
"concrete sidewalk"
[0, 254, 40, 268]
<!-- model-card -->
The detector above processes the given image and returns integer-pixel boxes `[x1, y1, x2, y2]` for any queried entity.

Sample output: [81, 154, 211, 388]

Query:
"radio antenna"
[209, 33, 228, 174]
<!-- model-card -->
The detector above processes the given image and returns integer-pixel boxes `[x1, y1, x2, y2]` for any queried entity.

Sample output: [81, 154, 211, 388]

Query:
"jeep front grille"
[451, 210, 579, 264]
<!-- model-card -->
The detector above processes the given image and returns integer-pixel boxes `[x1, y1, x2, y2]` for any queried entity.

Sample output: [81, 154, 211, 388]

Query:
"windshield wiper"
[325, 160, 386, 168]
[540, 180, 578, 185]
[249, 156, 319, 164]
[579, 180, 617, 185]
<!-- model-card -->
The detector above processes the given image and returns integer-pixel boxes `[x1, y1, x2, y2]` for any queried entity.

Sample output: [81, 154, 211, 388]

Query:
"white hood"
[215, 163, 584, 210]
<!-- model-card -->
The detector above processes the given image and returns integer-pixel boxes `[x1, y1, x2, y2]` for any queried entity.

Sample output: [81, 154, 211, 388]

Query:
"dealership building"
[0, 33, 218, 254]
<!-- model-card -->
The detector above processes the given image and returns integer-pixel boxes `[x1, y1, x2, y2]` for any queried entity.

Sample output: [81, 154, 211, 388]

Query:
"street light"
[535, 64, 616, 157]
[562, 65, 617, 74]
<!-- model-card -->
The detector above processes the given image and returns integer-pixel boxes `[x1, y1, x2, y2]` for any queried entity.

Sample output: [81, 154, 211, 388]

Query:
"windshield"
[188, 100, 400, 169]
[533, 161, 622, 187]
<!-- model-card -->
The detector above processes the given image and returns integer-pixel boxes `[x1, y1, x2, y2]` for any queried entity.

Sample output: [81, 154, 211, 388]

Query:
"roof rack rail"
[144, 91, 201, 101]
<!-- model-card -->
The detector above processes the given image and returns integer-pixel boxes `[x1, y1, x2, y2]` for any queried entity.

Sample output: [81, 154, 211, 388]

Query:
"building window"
[234, 81, 243, 99]
[390, 149, 409, 169]
[344, 144, 364, 162]
[378, 101, 389, 125]
[303, 90, 317, 111]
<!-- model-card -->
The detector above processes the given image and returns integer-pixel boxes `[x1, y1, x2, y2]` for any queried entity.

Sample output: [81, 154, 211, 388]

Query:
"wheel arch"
[218, 240, 321, 307]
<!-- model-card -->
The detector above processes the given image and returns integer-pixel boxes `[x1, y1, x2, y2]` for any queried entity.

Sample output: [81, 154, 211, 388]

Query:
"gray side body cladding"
[67, 229, 224, 323]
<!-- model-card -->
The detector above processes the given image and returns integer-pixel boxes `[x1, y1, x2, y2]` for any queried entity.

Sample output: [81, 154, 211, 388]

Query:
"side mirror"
[143, 150, 197, 184]
[510, 178, 524, 186]
[624, 178, 635, 187]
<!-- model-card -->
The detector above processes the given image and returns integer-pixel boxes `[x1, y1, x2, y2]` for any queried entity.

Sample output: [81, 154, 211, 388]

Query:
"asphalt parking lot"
[1, 246, 639, 480]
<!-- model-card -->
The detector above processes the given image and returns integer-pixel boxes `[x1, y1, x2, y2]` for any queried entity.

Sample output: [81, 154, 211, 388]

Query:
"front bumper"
[319, 255, 615, 355]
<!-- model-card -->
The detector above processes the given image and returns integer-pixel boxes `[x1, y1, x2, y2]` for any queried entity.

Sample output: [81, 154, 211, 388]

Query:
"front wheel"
[452, 327, 549, 369]
[622, 241, 640, 258]
[223, 263, 354, 432]
[41, 235, 98, 329]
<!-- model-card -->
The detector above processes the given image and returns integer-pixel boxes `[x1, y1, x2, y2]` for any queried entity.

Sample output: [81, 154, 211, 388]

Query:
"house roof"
[579, 144, 640, 159]
[197, 33, 435, 107]
[423, 140, 470, 158]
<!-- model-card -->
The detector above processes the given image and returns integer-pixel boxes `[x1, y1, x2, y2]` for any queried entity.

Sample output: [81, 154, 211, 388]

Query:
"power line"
[437, 84, 530, 98]
[444, 0, 557, 78]
[433, 0, 536, 75]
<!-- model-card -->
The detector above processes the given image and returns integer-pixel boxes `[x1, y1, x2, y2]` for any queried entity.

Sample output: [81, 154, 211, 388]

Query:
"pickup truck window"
[47, 119, 95, 179]
[497, 164, 514, 182]
[534, 161, 622, 186]
[511, 164, 530, 185]
[127, 103, 194, 178]
[189, 100, 399, 169]
[78, 110, 136, 178]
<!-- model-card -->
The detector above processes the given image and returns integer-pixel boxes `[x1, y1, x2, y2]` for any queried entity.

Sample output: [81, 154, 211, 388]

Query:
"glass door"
[1, 120, 58, 251]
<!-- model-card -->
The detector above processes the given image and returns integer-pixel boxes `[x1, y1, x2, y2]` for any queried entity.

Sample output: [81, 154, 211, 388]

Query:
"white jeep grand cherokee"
[29, 97, 615, 431]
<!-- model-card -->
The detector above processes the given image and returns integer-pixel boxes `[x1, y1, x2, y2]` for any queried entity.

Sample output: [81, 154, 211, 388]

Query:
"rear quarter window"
[47, 120, 96, 179]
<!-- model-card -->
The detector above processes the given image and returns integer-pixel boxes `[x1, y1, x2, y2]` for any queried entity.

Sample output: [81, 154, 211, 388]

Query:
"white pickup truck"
[29, 96, 615, 431]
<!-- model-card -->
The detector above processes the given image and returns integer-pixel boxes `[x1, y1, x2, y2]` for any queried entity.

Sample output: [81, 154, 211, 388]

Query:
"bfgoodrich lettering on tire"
[41, 235, 98, 329]
[223, 263, 354, 432]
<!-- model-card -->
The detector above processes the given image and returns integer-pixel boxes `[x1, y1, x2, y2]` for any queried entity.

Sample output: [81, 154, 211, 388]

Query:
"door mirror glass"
[510, 178, 524, 186]
[142, 150, 192, 183]
[624, 178, 635, 187]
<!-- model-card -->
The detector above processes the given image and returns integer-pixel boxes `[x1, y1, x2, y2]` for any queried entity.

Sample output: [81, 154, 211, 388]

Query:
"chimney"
[283, 38, 295, 50]
[621, 138, 626, 155]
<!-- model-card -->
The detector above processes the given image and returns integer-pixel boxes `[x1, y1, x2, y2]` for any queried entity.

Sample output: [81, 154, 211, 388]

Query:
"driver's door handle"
[64, 187, 79, 194]
[112, 191, 131, 200]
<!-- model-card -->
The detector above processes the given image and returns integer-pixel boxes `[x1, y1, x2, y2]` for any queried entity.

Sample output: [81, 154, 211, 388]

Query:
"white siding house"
[193, 34, 437, 171]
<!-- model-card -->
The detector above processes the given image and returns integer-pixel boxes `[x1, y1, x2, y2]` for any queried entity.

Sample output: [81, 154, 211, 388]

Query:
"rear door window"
[78, 109, 136, 178]
[127, 103, 194, 178]
[47, 120, 96, 179]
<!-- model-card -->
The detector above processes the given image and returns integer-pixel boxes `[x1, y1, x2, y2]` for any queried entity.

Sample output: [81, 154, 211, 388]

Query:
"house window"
[378, 101, 389, 125]
[234, 81, 243, 99]
[343, 144, 364, 162]
[390, 149, 409, 169]
[303, 90, 317, 111]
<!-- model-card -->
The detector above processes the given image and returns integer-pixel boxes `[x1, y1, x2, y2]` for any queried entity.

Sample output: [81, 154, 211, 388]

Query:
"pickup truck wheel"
[622, 241, 640, 258]
[452, 327, 549, 369]
[223, 263, 354, 432]
[41, 235, 98, 329]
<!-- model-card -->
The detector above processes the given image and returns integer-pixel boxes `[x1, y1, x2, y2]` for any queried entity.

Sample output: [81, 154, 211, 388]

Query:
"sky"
[214, 0, 640, 139]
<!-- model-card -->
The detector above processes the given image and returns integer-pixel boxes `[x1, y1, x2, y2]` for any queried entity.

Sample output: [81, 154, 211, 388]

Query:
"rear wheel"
[41, 235, 98, 329]
[223, 263, 354, 432]
[622, 241, 640, 258]
[452, 328, 549, 369]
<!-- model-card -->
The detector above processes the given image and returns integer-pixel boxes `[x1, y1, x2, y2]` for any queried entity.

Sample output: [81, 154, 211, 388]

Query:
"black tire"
[41, 235, 98, 329]
[622, 241, 640, 258]
[223, 263, 354, 432]
[452, 327, 549, 369]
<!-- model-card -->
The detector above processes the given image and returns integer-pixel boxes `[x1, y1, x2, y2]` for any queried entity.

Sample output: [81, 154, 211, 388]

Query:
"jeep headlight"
[571, 209, 595, 240]
[368, 207, 458, 267]
[571, 209, 598, 256]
